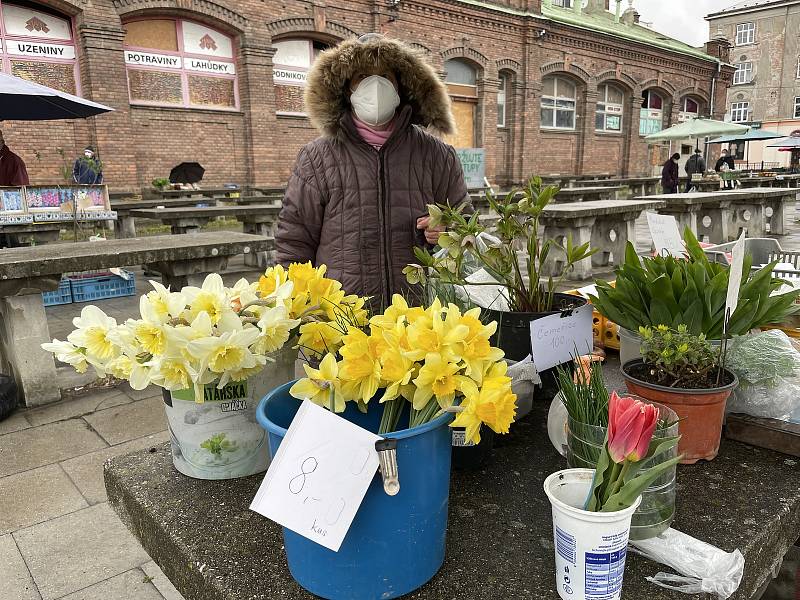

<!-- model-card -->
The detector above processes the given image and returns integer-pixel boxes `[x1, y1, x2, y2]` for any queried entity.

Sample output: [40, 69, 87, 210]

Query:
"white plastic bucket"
[163, 346, 296, 480]
[617, 327, 641, 366]
[544, 469, 641, 600]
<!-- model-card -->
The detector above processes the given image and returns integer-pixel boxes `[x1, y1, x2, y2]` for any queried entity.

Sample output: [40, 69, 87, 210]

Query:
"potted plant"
[42, 263, 368, 480]
[151, 177, 170, 191]
[590, 229, 800, 364]
[256, 294, 517, 599]
[621, 324, 739, 463]
[556, 356, 680, 540]
[544, 391, 681, 600]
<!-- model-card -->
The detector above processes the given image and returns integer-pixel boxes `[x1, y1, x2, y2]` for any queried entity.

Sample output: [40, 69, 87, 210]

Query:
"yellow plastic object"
[760, 325, 800, 339]
[566, 289, 604, 348]
[603, 318, 620, 350]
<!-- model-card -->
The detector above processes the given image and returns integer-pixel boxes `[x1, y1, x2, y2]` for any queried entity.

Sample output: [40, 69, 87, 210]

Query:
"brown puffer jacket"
[275, 36, 469, 310]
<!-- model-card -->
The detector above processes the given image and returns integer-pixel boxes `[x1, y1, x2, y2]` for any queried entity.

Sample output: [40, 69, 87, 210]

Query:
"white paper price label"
[725, 232, 747, 327]
[647, 213, 684, 257]
[250, 400, 381, 552]
[530, 303, 594, 372]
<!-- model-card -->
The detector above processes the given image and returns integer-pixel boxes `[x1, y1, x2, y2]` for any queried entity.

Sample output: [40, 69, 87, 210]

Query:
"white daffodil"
[67, 305, 121, 363]
[41, 339, 89, 373]
[230, 277, 259, 311]
[182, 273, 230, 325]
[186, 327, 264, 387]
[141, 281, 186, 324]
[252, 305, 301, 354]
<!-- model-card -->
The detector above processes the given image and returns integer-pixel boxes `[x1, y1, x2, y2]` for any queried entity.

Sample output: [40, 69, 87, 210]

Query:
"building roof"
[538, 3, 719, 63]
[707, 0, 800, 18]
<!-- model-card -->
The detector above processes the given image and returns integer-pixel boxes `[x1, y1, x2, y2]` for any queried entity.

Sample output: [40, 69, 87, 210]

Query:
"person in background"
[275, 34, 469, 311]
[0, 130, 29, 186]
[73, 146, 103, 185]
[684, 148, 706, 193]
[714, 148, 736, 189]
[661, 153, 680, 194]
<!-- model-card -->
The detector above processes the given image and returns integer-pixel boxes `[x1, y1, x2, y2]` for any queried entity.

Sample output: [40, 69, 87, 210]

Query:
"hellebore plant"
[585, 392, 682, 512]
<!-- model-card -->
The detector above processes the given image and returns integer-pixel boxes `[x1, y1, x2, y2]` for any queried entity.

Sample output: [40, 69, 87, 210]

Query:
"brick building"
[707, 0, 800, 167]
[0, 0, 732, 191]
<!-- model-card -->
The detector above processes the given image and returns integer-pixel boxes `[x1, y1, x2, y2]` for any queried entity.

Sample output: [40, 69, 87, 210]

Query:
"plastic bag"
[630, 528, 744, 599]
[726, 330, 800, 422]
[506, 355, 540, 420]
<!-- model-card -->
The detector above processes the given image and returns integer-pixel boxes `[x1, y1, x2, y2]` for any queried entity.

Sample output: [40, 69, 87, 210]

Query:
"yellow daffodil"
[458, 308, 504, 382]
[452, 382, 517, 444]
[369, 294, 425, 330]
[287, 262, 319, 295]
[378, 343, 415, 402]
[404, 300, 468, 363]
[339, 329, 382, 403]
[412, 352, 464, 410]
[298, 321, 344, 357]
[289, 353, 346, 412]
[257, 264, 289, 298]
[67, 305, 121, 363]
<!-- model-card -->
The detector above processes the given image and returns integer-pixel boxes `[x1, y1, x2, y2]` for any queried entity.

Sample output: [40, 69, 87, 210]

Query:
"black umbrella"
[169, 162, 205, 184]
[0, 72, 113, 121]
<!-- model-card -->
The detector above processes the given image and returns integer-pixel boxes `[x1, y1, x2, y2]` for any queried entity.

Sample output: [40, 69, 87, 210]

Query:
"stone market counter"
[106, 401, 800, 600]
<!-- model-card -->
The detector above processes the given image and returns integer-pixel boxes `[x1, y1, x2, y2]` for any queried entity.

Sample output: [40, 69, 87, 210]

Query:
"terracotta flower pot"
[621, 359, 739, 464]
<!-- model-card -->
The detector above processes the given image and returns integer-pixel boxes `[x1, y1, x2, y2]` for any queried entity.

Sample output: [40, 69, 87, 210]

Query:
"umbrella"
[645, 117, 749, 142]
[0, 72, 113, 121]
[706, 128, 784, 144]
[767, 135, 800, 148]
[169, 162, 205, 184]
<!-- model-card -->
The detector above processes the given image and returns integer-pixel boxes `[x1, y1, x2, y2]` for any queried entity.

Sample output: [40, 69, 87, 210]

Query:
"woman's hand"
[416, 216, 445, 245]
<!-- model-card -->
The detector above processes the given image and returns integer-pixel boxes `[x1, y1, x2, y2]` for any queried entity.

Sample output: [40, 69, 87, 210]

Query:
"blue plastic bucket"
[256, 381, 453, 600]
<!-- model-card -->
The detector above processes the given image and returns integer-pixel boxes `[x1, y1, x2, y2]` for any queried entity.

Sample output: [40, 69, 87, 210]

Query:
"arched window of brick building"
[497, 72, 509, 128]
[541, 75, 576, 130]
[640, 90, 664, 135]
[0, 2, 78, 94]
[444, 58, 478, 148]
[679, 97, 701, 122]
[272, 38, 330, 115]
[123, 18, 238, 110]
[596, 84, 624, 132]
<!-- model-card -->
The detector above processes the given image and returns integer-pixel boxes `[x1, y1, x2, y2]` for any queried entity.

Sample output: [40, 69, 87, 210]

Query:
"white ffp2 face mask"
[350, 75, 400, 127]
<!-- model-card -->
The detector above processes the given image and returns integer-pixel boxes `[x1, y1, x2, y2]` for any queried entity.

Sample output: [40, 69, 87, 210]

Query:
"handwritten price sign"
[250, 400, 381, 552]
[530, 304, 594, 372]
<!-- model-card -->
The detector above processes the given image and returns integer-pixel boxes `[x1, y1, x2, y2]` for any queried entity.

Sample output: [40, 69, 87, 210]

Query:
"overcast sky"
[631, 1, 738, 47]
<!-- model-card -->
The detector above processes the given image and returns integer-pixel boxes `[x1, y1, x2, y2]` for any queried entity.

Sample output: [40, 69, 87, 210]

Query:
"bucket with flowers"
[256, 294, 517, 600]
[544, 391, 682, 600]
[42, 263, 368, 480]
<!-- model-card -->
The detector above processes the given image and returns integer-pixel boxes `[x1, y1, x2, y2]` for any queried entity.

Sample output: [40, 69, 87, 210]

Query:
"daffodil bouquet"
[42, 263, 368, 401]
[290, 294, 517, 441]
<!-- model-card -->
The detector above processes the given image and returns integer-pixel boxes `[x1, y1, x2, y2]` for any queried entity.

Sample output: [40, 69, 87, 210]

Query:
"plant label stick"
[646, 213, 684, 257]
[725, 232, 747, 322]
[249, 400, 381, 552]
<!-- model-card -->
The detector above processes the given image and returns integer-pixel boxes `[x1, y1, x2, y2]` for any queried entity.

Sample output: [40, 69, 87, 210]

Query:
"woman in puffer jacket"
[275, 33, 470, 311]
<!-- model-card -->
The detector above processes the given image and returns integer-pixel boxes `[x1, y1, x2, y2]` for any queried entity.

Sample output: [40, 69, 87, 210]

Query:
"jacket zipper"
[377, 149, 391, 308]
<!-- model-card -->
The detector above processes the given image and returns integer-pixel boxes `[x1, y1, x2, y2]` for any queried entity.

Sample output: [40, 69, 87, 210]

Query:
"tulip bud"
[607, 391, 659, 464]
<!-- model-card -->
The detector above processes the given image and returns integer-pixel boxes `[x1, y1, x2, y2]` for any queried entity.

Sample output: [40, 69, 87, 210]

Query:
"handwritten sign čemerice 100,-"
[529, 303, 594, 372]
[250, 400, 381, 552]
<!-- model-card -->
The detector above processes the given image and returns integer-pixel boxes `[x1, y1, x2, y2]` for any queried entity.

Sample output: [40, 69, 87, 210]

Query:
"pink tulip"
[607, 391, 659, 463]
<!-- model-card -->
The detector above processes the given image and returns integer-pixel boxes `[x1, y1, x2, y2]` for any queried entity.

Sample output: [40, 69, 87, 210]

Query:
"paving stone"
[83, 395, 167, 445]
[0, 420, 107, 478]
[25, 390, 131, 427]
[142, 561, 186, 600]
[120, 383, 163, 402]
[0, 410, 30, 435]
[14, 503, 150, 600]
[60, 431, 170, 505]
[0, 534, 41, 600]
[60, 568, 164, 600]
[0, 464, 88, 534]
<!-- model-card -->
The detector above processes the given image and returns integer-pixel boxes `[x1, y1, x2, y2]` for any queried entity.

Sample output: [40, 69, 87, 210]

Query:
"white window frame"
[796, 57, 800, 79]
[595, 84, 623, 133]
[497, 73, 508, 128]
[541, 76, 576, 131]
[731, 102, 750, 123]
[735, 22, 755, 46]
[733, 62, 752, 85]
[553, 0, 572, 6]
[794, 97, 800, 119]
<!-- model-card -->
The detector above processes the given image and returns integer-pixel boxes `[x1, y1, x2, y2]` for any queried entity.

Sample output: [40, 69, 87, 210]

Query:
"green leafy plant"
[152, 177, 170, 190]
[556, 356, 609, 427]
[404, 176, 596, 312]
[639, 325, 719, 388]
[590, 228, 800, 337]
[200, 433, 236, 457]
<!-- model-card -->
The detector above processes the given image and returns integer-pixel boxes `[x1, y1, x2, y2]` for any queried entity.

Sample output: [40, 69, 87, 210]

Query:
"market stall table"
[129, 204, 279, 235]
[105, 399, 800, 600]
[110, 197, 220, 238]
[0, 232, 269, 406]
[157, 187, 240, 201]
[575, 176, 662, 197]
[554, 185, 624, 202]
[0, 221, 61, 246]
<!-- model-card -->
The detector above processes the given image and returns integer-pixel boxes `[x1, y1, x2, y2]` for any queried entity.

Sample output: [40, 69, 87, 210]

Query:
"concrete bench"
[640, 188, 795, 243]
[577, 177, 661, 197]
[130, 204, 281, 268]
[0, 222, 61, 247]
[110, 197, 219, 238]
[105, 397, 800, 600]
[157, 187, 240, 201]
[554, 185, 624, 203]
[233, 195, 283, 205]
[0, 232, 269, 407]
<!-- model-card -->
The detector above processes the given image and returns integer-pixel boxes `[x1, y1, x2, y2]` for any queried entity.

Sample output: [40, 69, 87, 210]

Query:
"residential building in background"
[0, 0, 732, 190]
[707, 0, 800, 167]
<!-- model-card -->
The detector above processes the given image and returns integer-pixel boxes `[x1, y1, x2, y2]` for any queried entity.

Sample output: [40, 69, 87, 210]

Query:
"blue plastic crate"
[69, 270, 136, 303]
[42, 278, 73, 307]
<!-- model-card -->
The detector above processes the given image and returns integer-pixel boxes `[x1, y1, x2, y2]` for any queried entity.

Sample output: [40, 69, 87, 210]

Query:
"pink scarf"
[352, 113, 396, 150]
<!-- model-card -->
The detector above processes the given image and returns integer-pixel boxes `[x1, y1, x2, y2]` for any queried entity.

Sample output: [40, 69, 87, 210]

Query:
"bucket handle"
[375, 439, 400, 496]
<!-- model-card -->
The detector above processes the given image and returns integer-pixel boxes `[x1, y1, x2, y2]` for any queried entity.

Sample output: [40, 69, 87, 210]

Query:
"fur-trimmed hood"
[304, 35, 455, 138]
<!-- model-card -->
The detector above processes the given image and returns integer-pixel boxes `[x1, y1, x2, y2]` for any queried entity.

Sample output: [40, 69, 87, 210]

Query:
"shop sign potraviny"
[124, 50, 182, 69]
